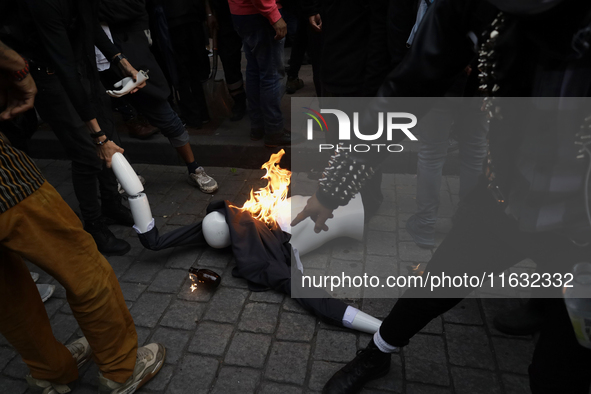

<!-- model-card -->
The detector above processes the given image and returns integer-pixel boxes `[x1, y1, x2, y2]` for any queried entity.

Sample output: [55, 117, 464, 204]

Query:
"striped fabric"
[0, 137, 45, 213]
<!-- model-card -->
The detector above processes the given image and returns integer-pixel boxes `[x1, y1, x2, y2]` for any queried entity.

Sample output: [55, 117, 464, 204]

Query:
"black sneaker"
[323, 341, 391, 394]
[84, 218, 131, 256]
[264, 129, 304, 148]
[102, 198, 135, 227]
[250, 127, 265, 141]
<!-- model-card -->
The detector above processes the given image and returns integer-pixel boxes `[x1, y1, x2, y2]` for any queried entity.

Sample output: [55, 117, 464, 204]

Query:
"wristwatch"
[11, 58, 30, 81]
[89, 130, 105, 139]
[95, 137, 110, 146]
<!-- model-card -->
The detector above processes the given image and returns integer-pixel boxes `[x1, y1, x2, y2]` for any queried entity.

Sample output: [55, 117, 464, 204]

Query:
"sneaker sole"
[129, 346, 166, 394]
[100, 243, 132, 257]
[186, 178, 218, 194]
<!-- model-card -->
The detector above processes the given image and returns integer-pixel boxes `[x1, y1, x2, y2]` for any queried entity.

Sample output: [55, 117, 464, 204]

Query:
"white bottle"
[563, 262, 591, 349]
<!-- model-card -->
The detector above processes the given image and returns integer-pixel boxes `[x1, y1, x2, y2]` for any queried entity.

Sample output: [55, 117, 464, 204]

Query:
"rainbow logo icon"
[303, 107, 328, 132]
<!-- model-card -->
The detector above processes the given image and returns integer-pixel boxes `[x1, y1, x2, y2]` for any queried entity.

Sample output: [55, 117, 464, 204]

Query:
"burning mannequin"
[111, 151, 382, 334]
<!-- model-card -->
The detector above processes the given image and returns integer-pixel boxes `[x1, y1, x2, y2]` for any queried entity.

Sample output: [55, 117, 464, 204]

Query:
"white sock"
[373, 330, 398, 353]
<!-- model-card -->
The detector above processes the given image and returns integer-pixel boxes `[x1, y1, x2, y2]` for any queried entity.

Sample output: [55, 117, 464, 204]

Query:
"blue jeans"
[414, 99, 488, 229]
[232, 13, 285, 135]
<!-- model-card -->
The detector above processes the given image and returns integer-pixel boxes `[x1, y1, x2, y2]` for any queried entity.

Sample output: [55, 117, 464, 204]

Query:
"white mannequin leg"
[342, 305, 382, 334]
[111, 153, 154, 233]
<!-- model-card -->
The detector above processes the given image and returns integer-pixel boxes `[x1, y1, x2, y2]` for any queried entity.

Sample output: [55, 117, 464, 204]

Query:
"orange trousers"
[0, 181, 137, 384]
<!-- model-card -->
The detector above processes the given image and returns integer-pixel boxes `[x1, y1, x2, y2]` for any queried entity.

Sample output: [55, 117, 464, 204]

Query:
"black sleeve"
[99, 0, 147, 26]
[25, 0, 96, 121]
[93, 19, 120, 60]
[300, 0, 321, 17]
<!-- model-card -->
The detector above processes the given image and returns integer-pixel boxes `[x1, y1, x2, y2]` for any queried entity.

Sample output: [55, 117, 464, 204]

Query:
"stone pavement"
[0, 158, 537, 394]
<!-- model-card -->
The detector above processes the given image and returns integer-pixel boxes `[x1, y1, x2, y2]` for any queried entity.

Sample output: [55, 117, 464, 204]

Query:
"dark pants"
[232, 13, 285, 135]
[211, 0, 244, 88]
[379, 181, 591, 393]
[33, 70, 120, 222]
[168, 22, 210, 123]
[287, 14, 309, 80]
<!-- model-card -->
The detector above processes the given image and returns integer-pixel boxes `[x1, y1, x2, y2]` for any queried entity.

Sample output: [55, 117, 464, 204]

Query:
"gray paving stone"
[451, 367, 502, 394]
[120, 260, 164, 284]
[376, 201, 397, 216]
[308, 360, 345, 391]
[197, 248, 234, 269]
[238, 303, 280, 334]
[160, 300, 207, 330]
[404, 334, 450, 386]
[282, 297, 308, 314]
[260, 382, 303, 394]
[330, 238, 364, 261]
[405, 384, 452, 394]
[443, 298, 483, 325]
[397, 193, 418, 213]
[147, 269, 187, 293]
[225, 332, 271, 368]
[313, 330, 357, 362]
[361, 298, 396, 320]
[188, 322, 234, 356]
[0, 347, 16, 371]
[44, 297, 66, 318]
[211, 366, 261, 394]
[50, 313, 79, 343]
[420, 316, 443, 334]
[366, 231, 397, 256]
[221, 264, 251, 289]
[491, 337, 535, 375]
[204, 287, 249, 323]
[276, 312, 317, 342]
[151, 327, 191, 364]
[398, 242, 432, 263]
[167, 213, 200, 225]
[143, 364, 174, 391]
[129, 292, 173, 328]
[480, 298, 524, 337]
[165, 246, 200, 270]
[365, 255, 398, 278]
[265, 342, 310, 384]
[249, 291, 284, 303]
[3, 356, 27, 379]
[365, 353, 404, 392]
[136, 326, 152, 346]
[445, 324, 495, 370]
[118, 282, 147, 302]
[0, 377, 28, 394]
[167, 354, 219, 394]
[501, 374, 531, 394]
[368, 215, 397, 232]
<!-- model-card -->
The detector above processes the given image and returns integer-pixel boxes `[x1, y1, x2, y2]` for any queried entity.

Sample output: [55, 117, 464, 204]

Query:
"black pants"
[379, 181, 591, 393]
[287, 15, 309, 80]
[33, 70, 120, 221]
[211, 0, 244, 87]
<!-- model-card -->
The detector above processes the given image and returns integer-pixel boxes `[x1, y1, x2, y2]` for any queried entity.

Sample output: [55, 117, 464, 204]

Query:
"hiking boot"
[125, 117, 159, 140]
[493, 298, 547, 336]
[230, 92, 246, 122]
[250, 127, 265, 141]
[26, 337, 92, 393]
[98, 343, 166, 394]
[84, 218, 131, 256]
[323, 340, 391, 394]
[187, 167, 218, 193]
[286, 77, 304, 94]
[102, 198, 134, 227]
[264, 129, 304, 148]
[405, 214, 435, 249]
[37, 284, 55, 303]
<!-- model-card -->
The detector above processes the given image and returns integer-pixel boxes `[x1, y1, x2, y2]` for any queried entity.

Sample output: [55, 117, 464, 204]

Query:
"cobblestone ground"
[0, 159, 537, 394]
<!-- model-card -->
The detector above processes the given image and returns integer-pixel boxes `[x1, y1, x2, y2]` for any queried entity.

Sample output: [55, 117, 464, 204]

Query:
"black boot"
[230, 92, 246, 122]
[493, 298, 547, 336]
[84, 218, 131, 256]
[101, 198, 134, 227]
[323, 340, 391, 394]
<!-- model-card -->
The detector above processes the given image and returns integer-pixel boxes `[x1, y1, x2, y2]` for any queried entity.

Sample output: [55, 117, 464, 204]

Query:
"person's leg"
[0, 247, 77, 384]
[232, 14, 264, 133]
[407, 104, 454, 247]
[0, 182, 138, 383]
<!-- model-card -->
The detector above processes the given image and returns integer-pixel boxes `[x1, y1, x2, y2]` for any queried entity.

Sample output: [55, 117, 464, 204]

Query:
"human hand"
[308, 14, 322, 33]
[96, 139, 124, 168]
[0, 74, 37, 121]
[117, 58, 147, 93]
[273, 18, 287, 40]
[290, 193, 334, 233]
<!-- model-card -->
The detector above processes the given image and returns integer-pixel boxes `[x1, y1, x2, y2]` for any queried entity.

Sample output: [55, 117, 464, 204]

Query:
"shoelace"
[136, 347, 153, 362]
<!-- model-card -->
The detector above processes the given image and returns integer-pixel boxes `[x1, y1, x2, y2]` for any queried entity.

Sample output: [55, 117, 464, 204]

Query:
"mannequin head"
[202, 211, 231, 248]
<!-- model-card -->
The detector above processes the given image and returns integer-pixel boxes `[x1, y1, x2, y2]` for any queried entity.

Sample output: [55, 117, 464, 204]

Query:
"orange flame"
[233, 149, 291, 227]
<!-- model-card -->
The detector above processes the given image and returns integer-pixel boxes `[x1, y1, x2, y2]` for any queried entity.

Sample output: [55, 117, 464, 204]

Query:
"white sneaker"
[26, 337, 92, 393]
[37, 284, 55, 303]
[187, 167, 218, 193]
[97, 343, 166, 394]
